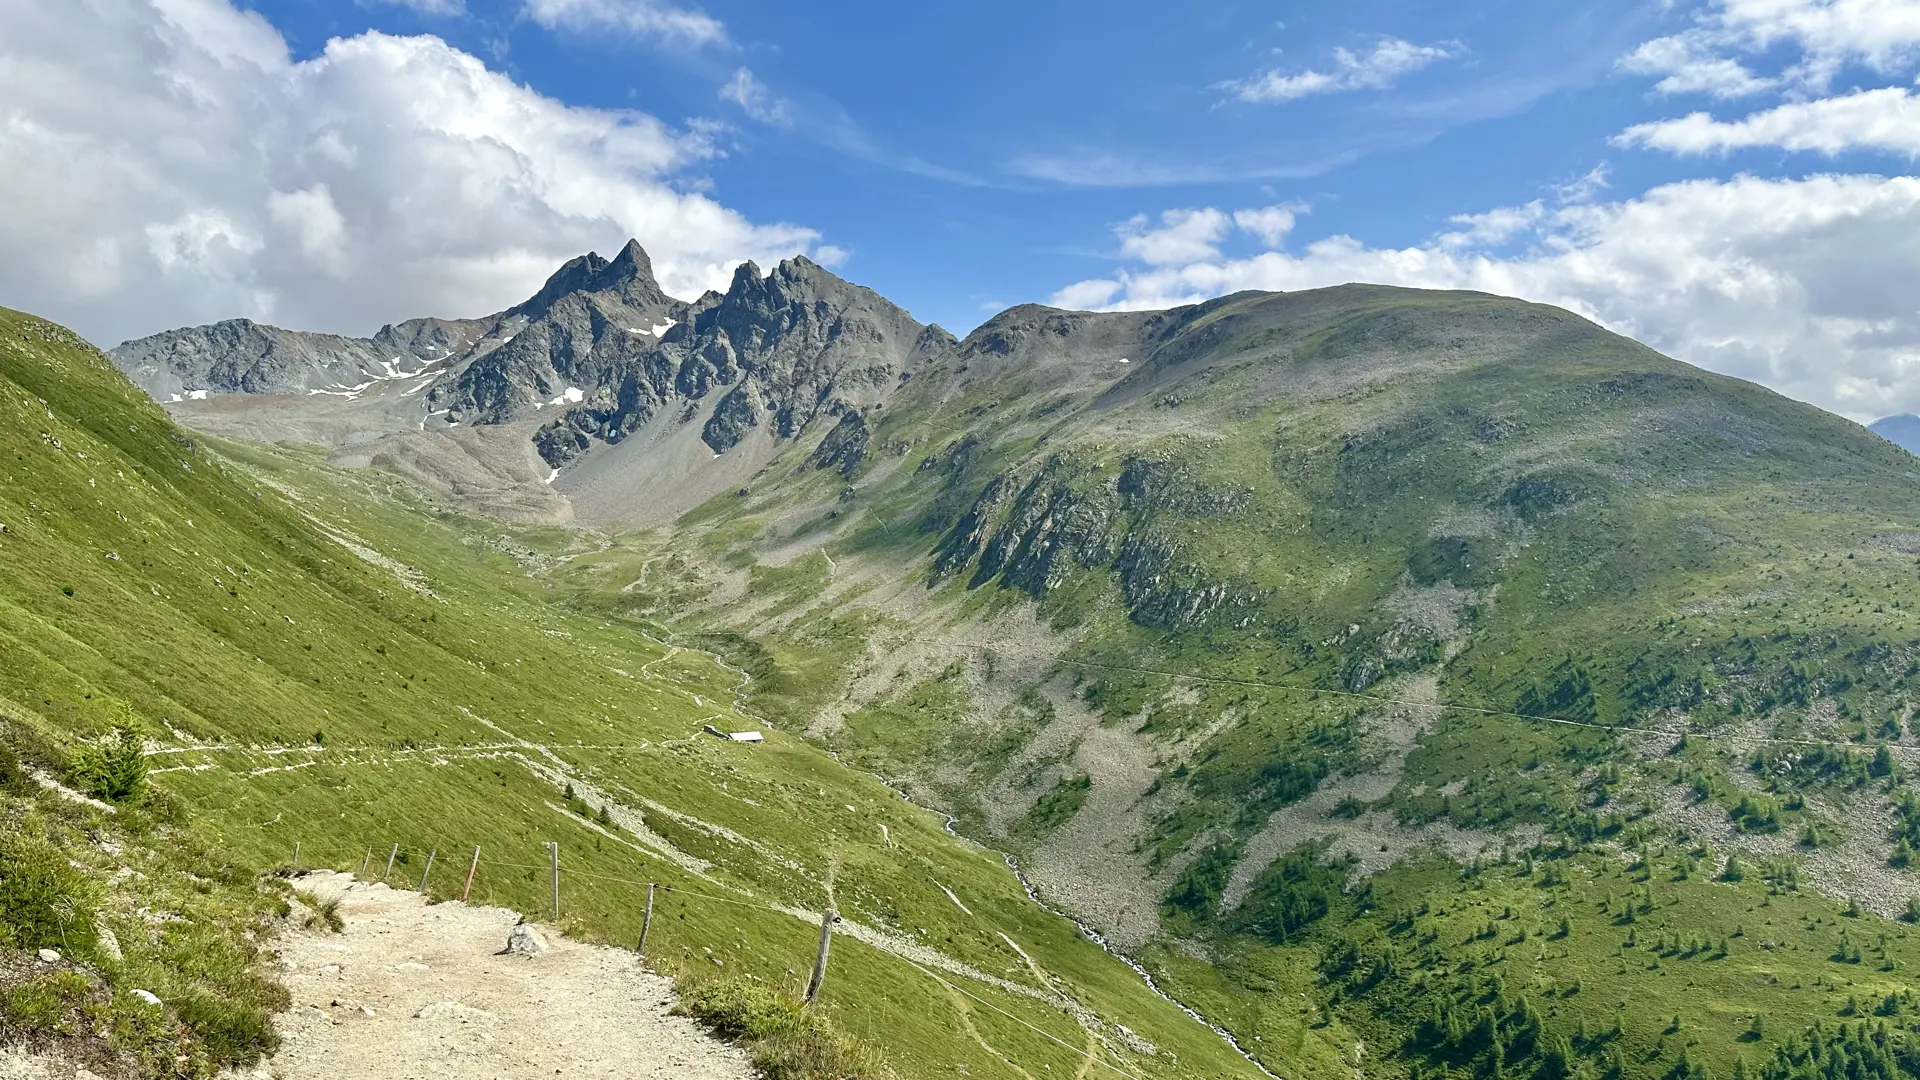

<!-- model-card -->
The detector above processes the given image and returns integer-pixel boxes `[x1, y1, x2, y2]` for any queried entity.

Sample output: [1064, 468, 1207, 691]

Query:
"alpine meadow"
[12, 2, 1920, 1079]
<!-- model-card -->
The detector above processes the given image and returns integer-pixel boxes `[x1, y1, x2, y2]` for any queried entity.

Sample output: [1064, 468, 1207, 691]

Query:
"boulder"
[504, 923, 549, 957]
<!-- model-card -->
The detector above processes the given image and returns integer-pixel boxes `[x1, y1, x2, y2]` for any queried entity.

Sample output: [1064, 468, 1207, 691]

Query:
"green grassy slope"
[0, 306, 1269, 1079]
[602, 286, 1920, 1080]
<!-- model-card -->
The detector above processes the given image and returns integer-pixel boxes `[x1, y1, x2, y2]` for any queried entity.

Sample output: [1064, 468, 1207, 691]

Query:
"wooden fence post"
[382, 844, 398, 883]
[291, 841, 301, 875]
[548, 842, 560, 922]
[638, 884, 655, 955]
[461, 846, 481, 903]
[359, 848, 371, 878]
[805, 909, 839, 1004]
[418, 849, 436, 892]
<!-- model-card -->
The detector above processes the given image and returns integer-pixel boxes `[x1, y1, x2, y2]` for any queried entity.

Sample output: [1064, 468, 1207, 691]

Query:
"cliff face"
[526, 256, 953, 467]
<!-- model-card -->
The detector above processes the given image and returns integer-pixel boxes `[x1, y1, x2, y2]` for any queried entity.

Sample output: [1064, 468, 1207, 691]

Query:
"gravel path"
[234, 871, 754, 1080]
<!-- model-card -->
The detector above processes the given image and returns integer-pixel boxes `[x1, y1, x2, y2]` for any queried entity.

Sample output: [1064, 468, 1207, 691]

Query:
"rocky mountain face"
[522, 256, 954, 467]
[109, 314, 499, 401]
[426, 240, 689, 428]
[107, 241, 956, 501]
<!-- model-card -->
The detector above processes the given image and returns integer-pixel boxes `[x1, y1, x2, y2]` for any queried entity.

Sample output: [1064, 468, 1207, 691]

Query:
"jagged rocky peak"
[529, 252, 939, 467]
[511, 239, 673, 322]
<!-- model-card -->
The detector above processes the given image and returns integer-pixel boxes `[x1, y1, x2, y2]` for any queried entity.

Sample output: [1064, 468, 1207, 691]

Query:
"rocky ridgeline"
[530, 256, 953, 466]
[110, 315, 500, 400]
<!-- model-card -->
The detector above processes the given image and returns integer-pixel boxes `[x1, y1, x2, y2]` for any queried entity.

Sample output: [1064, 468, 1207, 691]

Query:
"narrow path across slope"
[246, 871, 753, 1080]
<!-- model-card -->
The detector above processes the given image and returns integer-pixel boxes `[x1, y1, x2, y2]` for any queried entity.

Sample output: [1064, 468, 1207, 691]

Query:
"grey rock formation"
[431, 240, 688, 426]
[111, 315, 500, 402]
[527, 256, 951, 467]
[504, 923, 549, 956]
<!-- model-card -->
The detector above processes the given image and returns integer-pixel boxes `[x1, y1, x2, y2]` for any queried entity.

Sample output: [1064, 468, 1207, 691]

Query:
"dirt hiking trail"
[238, 870, 754, 1080]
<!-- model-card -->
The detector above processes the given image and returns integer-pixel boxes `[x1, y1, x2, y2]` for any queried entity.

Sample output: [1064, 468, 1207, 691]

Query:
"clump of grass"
[672, 968, 893, 1080]
[295, 890, 345, 933]
[0, 830, 98, 954]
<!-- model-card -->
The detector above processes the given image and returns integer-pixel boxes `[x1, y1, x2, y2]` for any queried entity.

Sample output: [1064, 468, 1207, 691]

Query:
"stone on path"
[504, 924, 549, 957]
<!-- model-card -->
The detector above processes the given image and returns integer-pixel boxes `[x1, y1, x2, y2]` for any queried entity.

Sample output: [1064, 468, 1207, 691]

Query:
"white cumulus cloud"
[1116, 209, 1233, 266]
[1618, 35, 1776, 97]
[1224, 37, 1458, 104]
[1047, 174, 1920, 420]
[1232, 205, 1302, 248]
[1616, 86, 1920, 155]
[0, 0, 825, 346]
[1621, 0, 1920, 94]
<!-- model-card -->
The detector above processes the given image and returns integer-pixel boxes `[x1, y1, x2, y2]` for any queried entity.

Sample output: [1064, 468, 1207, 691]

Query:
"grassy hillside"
[577, 286, 1920, 1080]
[0, 306, 1270, 1079]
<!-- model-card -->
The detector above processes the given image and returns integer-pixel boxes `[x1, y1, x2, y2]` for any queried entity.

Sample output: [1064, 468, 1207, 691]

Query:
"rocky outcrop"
[932, 453, 1264, 630]
[809, 410, 872, 476]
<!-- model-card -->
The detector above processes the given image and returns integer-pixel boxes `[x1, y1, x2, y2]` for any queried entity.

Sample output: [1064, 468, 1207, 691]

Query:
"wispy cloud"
[363, 0, 466, 14]
[1003, 148, 1362, 188]
[1223, 37, 1459, 104]
[521, 0, 727, 47]
[718, 68, 791, 125]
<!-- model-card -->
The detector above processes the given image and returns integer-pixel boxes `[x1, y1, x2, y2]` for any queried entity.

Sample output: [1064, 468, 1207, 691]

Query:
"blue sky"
[5, 0, 1920, 419]
[267, 0, 1663, 327]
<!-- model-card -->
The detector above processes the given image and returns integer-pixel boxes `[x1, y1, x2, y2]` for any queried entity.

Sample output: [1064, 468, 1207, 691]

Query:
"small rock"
[317, 964, 343, 977]
[357, 1005, 375, 1017]
[130, 989, 162, 1006]
[504, 924, 549, 957]
[97, 925, 123, 961]
[37, 948, 59, 963]
[416, 1001, 497, 1024]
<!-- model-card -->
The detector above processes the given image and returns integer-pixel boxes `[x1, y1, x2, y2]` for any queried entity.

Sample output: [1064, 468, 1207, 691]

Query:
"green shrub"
[0, 831, 98, 953]
[673, 970, 892, 1080]
[67, 725, 147, 805]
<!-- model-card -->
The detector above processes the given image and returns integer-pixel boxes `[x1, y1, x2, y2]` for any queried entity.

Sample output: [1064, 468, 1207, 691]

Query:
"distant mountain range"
[110, 241, 951, 524]
[1871, 413, 1920, 454]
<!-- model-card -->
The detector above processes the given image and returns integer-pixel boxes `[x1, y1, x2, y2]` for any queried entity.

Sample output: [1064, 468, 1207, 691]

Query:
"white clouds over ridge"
[1053, 0, 1920, 419]
[0, 0, 815, 346]
[1049, 174, 1920, 420]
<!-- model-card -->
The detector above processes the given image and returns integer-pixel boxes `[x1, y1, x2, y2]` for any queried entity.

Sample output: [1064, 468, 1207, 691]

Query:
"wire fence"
[277, 833, 1164, 1080]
